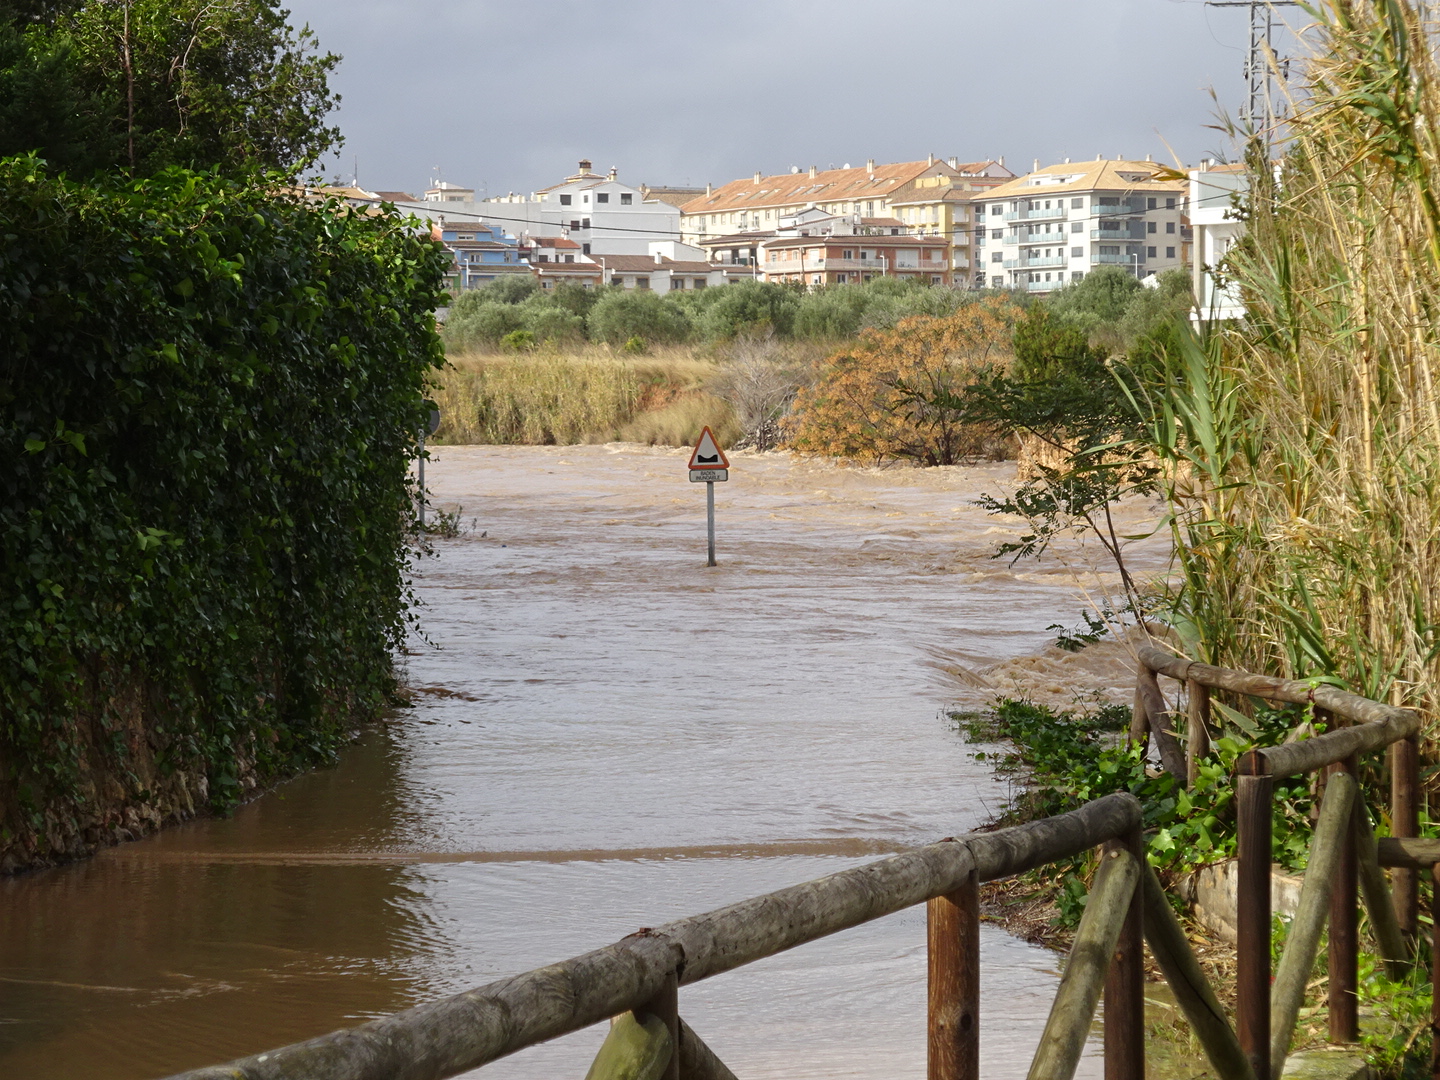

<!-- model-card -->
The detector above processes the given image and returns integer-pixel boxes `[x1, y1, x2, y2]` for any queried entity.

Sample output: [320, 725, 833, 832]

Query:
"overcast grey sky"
[285, 0, 1303, 196]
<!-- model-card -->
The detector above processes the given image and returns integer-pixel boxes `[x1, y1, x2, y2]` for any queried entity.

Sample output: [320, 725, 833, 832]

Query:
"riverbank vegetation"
[1, 3, 447, 870]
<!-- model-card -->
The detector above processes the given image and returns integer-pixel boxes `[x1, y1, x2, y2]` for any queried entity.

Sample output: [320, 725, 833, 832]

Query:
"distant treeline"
[442, 269, 1192, 354]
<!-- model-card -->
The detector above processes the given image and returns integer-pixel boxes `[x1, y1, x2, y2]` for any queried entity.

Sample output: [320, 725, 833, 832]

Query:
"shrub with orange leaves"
[785, 297, 1021, 465]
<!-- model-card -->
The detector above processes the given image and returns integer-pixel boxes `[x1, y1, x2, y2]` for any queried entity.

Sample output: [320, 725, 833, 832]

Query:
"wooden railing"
[1136, 646, 1424, 1080]
[163, 650, 1428, 1080]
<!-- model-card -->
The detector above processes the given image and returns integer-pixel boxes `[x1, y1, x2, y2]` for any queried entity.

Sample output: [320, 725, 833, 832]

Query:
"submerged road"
[0, 444, 1167, 1079]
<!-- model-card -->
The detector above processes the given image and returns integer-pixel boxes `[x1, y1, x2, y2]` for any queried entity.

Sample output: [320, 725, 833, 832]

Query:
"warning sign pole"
[688, 426, 729, 567]
[706, 479, 716, 566]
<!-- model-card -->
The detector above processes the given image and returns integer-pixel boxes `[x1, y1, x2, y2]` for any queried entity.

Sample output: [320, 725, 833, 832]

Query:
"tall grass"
[1159, 0, 1440, 726]
[431, 348, 739, 447]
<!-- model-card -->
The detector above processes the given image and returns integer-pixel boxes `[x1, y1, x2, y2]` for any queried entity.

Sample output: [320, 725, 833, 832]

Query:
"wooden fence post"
[637, 968, 679, 1080]
[1104, 829, 1145, 1080]
[1393, 736, 1420, 938]
[1237, 767, 1274, 1080]
[1431, 866, 1440, 1079]
[928, 870, 980, 1080]
[1186, 680, 1211, 789]
[1327, 748, 1359, 1044]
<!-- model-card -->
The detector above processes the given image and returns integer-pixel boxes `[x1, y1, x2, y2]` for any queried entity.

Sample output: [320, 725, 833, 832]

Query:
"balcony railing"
[1004, 255, 1067, 269]
[1016, 231, 1067, 245]
[1092, 227, 1139, 240]
[1093, 252, 1142, 265]
[1003, 205, 1066, 221]
[1092, 202, 1144, 217]
[1023, 278, 1065, 291]
[767, 258, 890, 272]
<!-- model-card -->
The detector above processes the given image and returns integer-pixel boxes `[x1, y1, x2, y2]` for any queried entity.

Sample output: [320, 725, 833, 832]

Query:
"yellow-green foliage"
[1160, 0, 1440, 724]
[431, 348, 736, 446]
[617, 393, 739, 447]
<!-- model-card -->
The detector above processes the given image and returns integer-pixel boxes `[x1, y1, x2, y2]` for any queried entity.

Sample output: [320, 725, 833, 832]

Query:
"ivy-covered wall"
[0, 159, 448, 871]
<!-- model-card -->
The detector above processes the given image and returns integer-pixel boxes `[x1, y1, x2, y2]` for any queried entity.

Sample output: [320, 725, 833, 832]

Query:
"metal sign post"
[419, 406, 440, 528]
[687, 426, 729, 567]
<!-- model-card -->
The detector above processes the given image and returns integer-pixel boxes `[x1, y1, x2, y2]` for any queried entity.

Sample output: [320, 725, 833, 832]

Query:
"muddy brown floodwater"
[0, 444, 1169, 1080]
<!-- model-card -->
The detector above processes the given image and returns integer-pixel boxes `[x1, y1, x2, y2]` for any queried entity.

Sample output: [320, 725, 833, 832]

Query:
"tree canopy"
[0, 0, 340, 175]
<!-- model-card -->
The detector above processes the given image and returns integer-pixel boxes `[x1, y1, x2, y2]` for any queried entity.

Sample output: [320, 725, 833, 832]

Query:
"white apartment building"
[1189, 163, 1247, 321]
[387, 161, 680, 258]
[678, 157, 1012, 249]
[480, 160, 680, 257]
[974, 159, 1190, 293]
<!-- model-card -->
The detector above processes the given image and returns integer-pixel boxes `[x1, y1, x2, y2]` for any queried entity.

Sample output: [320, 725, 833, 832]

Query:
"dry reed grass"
[431, 346, 737, 447]
[1160, 0, 1440, 730]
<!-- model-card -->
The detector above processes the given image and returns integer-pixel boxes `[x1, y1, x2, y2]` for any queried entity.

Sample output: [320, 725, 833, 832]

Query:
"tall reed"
[1159, 0, 1440, 729]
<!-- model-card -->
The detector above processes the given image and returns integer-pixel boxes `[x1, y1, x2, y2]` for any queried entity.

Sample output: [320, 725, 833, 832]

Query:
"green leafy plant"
[1, 157, 447, 861]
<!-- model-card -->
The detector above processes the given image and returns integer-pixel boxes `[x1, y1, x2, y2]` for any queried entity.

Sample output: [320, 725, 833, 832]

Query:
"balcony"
[1017, 231, 1067, 245]
[1003, 255, 1067, 269]
[1092, 227, 1139, 240]
[767, 257, 891, 272]
[1023, 279, 1064, 291]
[1003, 205, 1066, 222]
[1092, 202, 1144, 217]
[1093, 252, 1142, 265]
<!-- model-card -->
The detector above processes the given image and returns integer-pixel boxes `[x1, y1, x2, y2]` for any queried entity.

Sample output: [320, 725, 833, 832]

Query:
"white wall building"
[973, 159, 1190, 294]
[480, 160, 680, 257]
[1189, 163, 1247, 321]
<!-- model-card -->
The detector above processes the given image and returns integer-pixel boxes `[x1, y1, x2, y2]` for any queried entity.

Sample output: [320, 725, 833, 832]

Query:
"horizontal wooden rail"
[1239, 714, 1419, 777]
[165, 793, 1142, 1080]
[1138, 646, 1417, 727]
[1377, 837, 1440, 868]
[1136, 646, 1419, 778]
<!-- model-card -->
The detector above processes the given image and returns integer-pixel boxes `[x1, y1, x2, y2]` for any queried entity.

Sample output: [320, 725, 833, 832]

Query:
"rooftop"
[981, 159, 1188, 201]
[681, 160, 997, 216]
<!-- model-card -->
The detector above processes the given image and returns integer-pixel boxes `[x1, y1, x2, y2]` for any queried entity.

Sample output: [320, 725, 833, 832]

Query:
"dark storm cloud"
[285, 0, 1298, 195]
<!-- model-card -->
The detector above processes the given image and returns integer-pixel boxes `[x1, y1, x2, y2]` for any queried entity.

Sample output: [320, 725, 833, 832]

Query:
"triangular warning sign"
[688, 426, 730, 470]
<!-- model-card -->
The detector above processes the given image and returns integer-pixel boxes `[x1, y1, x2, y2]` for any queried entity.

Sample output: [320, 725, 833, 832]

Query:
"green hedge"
[0, 158, 447, 823]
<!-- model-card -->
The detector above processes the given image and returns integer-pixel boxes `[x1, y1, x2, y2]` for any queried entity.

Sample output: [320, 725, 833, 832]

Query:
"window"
[636, 276, 650, 289]
[694, 279, 706, 289]
[1146, 246, 1156, 258]
[538, 254, 550, 263]
[621, 193, 633, 205]
[1072, 271, 1084, 281]
[991, 251, 1003, 263]
[1072, 246, 1084, 257]
[582, 243, 591, 254]
[672, 278, 684, 290]
[560, 194, 572, 206]
[1166, 197, 1176, 209]
[991, 229, 1002, 240]
[570, 220, 581, 229]
[835, 273, 848, 284]
[582, 218, 591, 229]
[1166, 221, 1176, 234]
[843, 249, 854, 259]
[990, 204, 1002, 215]
[1147, 221, 1157, 234]
[1147, 197, 1156, 210]
[564, 254, 575, 263]
[1071, 198, 1084, 209]
[1166, 246, 1176, 258]
[1071, 222, 1083, 233]
[596, 193, 609, 204]
[582, 195, 589, 204]
[931, 274, 942, 284]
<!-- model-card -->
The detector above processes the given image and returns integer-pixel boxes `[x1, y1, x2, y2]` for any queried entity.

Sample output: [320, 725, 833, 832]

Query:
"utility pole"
[1206, 2, 1301, 139]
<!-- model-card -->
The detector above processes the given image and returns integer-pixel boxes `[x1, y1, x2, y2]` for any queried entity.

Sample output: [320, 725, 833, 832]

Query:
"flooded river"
[0, 444, 1166, 1079]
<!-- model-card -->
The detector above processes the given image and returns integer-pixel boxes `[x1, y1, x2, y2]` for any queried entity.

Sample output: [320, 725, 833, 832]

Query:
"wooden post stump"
[928, 870, 979, 1080]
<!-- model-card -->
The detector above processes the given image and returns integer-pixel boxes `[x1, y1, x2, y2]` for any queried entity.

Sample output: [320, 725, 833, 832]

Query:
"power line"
[1205, 1, 1301, 138]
